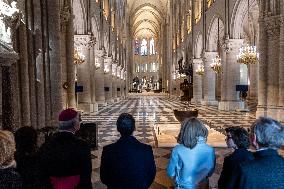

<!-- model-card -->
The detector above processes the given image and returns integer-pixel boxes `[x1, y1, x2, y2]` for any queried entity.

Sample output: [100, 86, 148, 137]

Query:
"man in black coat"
[37, 108, 93, 189]
[218, 127, 254, 189]
[100, 113, 156, 189]
[228, 117, 284, 189]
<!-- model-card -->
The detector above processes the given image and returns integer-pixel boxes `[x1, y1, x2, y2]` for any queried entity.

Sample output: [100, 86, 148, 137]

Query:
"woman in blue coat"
[167, 117, 215, 189]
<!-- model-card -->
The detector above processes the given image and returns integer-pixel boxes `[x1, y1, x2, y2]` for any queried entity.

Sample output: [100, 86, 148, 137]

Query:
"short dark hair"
[14, 126, 38, 153]
[225, 126, 250, 149]
[117, 113, 135, 137]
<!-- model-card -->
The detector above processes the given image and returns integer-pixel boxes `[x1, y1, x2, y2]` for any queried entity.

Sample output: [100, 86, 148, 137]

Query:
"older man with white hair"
[228, 117, 284, 189]
[37, 108, 93, 189]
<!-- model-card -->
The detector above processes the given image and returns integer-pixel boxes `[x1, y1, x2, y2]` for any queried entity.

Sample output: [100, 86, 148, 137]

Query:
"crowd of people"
[0, 108, 284, 189]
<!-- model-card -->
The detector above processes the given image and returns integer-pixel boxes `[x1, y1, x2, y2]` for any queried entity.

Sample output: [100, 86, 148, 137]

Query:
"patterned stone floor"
[83, 94, 257, 189]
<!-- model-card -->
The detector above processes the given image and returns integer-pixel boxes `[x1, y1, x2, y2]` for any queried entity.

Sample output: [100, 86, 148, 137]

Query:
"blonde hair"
[177, 117, 208, 149]
[0, 130, 16, 166]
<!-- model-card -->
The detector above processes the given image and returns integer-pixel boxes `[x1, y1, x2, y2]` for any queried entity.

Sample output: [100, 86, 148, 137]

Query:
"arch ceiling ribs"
[127, 0, 167, 39]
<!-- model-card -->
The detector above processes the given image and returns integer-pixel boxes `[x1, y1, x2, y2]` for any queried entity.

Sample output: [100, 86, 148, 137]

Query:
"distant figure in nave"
[218, 127, 254, 189]
[14, 126, 38, 189]
[100, 113, 156, 189]
[0, 130, 22, 189]
[167, 117, 215, 189]
[228, 117, 284, 189]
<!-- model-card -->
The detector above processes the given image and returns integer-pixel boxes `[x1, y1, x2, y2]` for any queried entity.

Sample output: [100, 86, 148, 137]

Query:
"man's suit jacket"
[37, 132, 93, 189]
[229, 149, 284, 189]
[218, 148, 254, 189]
[100, 136, 156, 189]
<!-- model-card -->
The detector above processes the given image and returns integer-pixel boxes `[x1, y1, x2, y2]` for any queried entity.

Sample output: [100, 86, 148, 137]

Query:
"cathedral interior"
[1, 0, 284, 188]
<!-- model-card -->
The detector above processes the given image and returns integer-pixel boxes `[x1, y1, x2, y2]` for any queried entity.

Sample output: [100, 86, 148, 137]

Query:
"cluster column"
[201, 52, 218, 106]
[116, 65, 122, 98]
[191, 59, 203, 104]
[112, 62, 118, 101]
[218, 39, 244, 111]
[94, 49, 106, 105]
[104, 57, 113, 103]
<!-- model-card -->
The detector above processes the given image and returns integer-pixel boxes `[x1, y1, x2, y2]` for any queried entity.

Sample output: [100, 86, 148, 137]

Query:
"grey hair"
[59, 117, 78, 130]
[251, 117, 284, 149]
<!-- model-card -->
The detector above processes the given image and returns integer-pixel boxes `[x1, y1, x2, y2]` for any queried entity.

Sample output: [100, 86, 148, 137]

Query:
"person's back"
[100, 113, 156, 189]
[167, 118, 215, 189]
[168, 138, 215, 188]
[0, 130, 22, 189]
[235, 149, 284, 189]
[228, 117, 284, 189]
[37, 108, 92, 189]
[218, 127, 254, 189]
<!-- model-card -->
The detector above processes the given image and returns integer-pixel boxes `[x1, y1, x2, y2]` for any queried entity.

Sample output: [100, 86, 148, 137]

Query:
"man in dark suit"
[218, 127, 254, 189]
[37, 108, 93, 189]
[229, 117, 284, 189]
[100, 113, 156, 189]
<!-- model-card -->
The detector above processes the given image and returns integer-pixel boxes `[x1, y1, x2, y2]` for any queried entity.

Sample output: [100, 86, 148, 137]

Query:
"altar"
[155, 123, 226, 148]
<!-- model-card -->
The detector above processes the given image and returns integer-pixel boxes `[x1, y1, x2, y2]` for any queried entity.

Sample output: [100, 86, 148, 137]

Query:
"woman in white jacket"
[167, 117, 215, 189]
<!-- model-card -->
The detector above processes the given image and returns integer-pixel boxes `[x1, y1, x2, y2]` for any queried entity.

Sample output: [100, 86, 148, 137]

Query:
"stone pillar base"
[78, 103, 94, 113]
[191, 98, 202, 104]
[256, 106, 268, 118]
[266, 107, 279, 120]
[218, 101, 244, 111]
[107, 99, 114, 104]
[97, 101, 107, 107]
[92, 103, 98, 112]
[201, 100, 219, 106]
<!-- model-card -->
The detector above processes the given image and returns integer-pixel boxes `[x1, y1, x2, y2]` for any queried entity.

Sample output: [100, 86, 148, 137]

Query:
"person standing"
[100, 113, 156, 189]
[37, 108, 92, 189]
[229, 117, 284, 189]
[218, 127, 254, 189]
[167, 117, 215, 189]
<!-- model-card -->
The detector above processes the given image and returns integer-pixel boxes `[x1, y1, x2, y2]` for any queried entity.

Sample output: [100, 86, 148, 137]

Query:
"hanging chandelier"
[237, 0, 259, 65]
[74, 49, 85, 65]
[210, 18, 222, 74]
[195, 64, 204, 75]
[237, 44, 259, 65]
[211, 55, 222, 73]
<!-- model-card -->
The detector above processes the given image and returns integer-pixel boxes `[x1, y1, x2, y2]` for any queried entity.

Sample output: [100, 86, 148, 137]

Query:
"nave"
[84, 94, 281, 189]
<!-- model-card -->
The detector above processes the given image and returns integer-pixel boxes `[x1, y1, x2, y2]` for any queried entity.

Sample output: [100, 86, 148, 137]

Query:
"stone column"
[201, 52, 218, 106]
[90, 45, 98, 112]
[104, 57, 113, 103]
[117, 66, 122, 98]
[278, 16, 284, 121]
[94, 49, 106, 105]
[191, 59, 203, 104]
[218, 39, 244, 111]
[75, 35, 93, 113]
[112, 63, 118, 101]
[48, 0, 63, 126]
[265, 16, 281, 118]
[121, 68, 125, 98]
[256, 16, 268, 117]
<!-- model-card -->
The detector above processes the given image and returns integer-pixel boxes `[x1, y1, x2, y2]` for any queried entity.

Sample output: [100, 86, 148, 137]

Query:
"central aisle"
[83, 94, 257, 189]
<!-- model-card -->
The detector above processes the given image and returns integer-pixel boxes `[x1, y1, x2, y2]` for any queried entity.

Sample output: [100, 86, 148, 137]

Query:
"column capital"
[202, 51, 217, 62]
[74, 34, 96, 49]
[192, 58, 203, 64]
[222, 38, 243, 53]
[95, 49, 106, 58]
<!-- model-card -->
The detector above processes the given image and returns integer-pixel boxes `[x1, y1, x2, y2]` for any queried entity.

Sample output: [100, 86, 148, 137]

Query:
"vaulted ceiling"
[127, 0, 168, 39]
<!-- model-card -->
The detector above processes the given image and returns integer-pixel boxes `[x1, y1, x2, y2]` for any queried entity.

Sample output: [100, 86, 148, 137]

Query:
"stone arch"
[130, 3, 165, 19]
[73, 0, 87, 34]
[194, 32, 203, 58]
[230, 0, 259, 39]
[207, 15, 225, 52]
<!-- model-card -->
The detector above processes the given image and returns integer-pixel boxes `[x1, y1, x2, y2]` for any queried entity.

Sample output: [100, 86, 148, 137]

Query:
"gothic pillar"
[265, 16, 281, 119]
[256, 17, 268, 118]
[191, 59, 203, 104]
[112, 63, 118, 101]
[201, 52, 218, 106]
[94, 49, 106, 104]
[278, 16, 284, 121]
[90, 45, 98, 112]
[218, 39, 244, 111]
[117, 66, 122, 98]
[104, 57, 113, 103]
[48, 0, 63, 126]
[75, 35, 94, 112]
